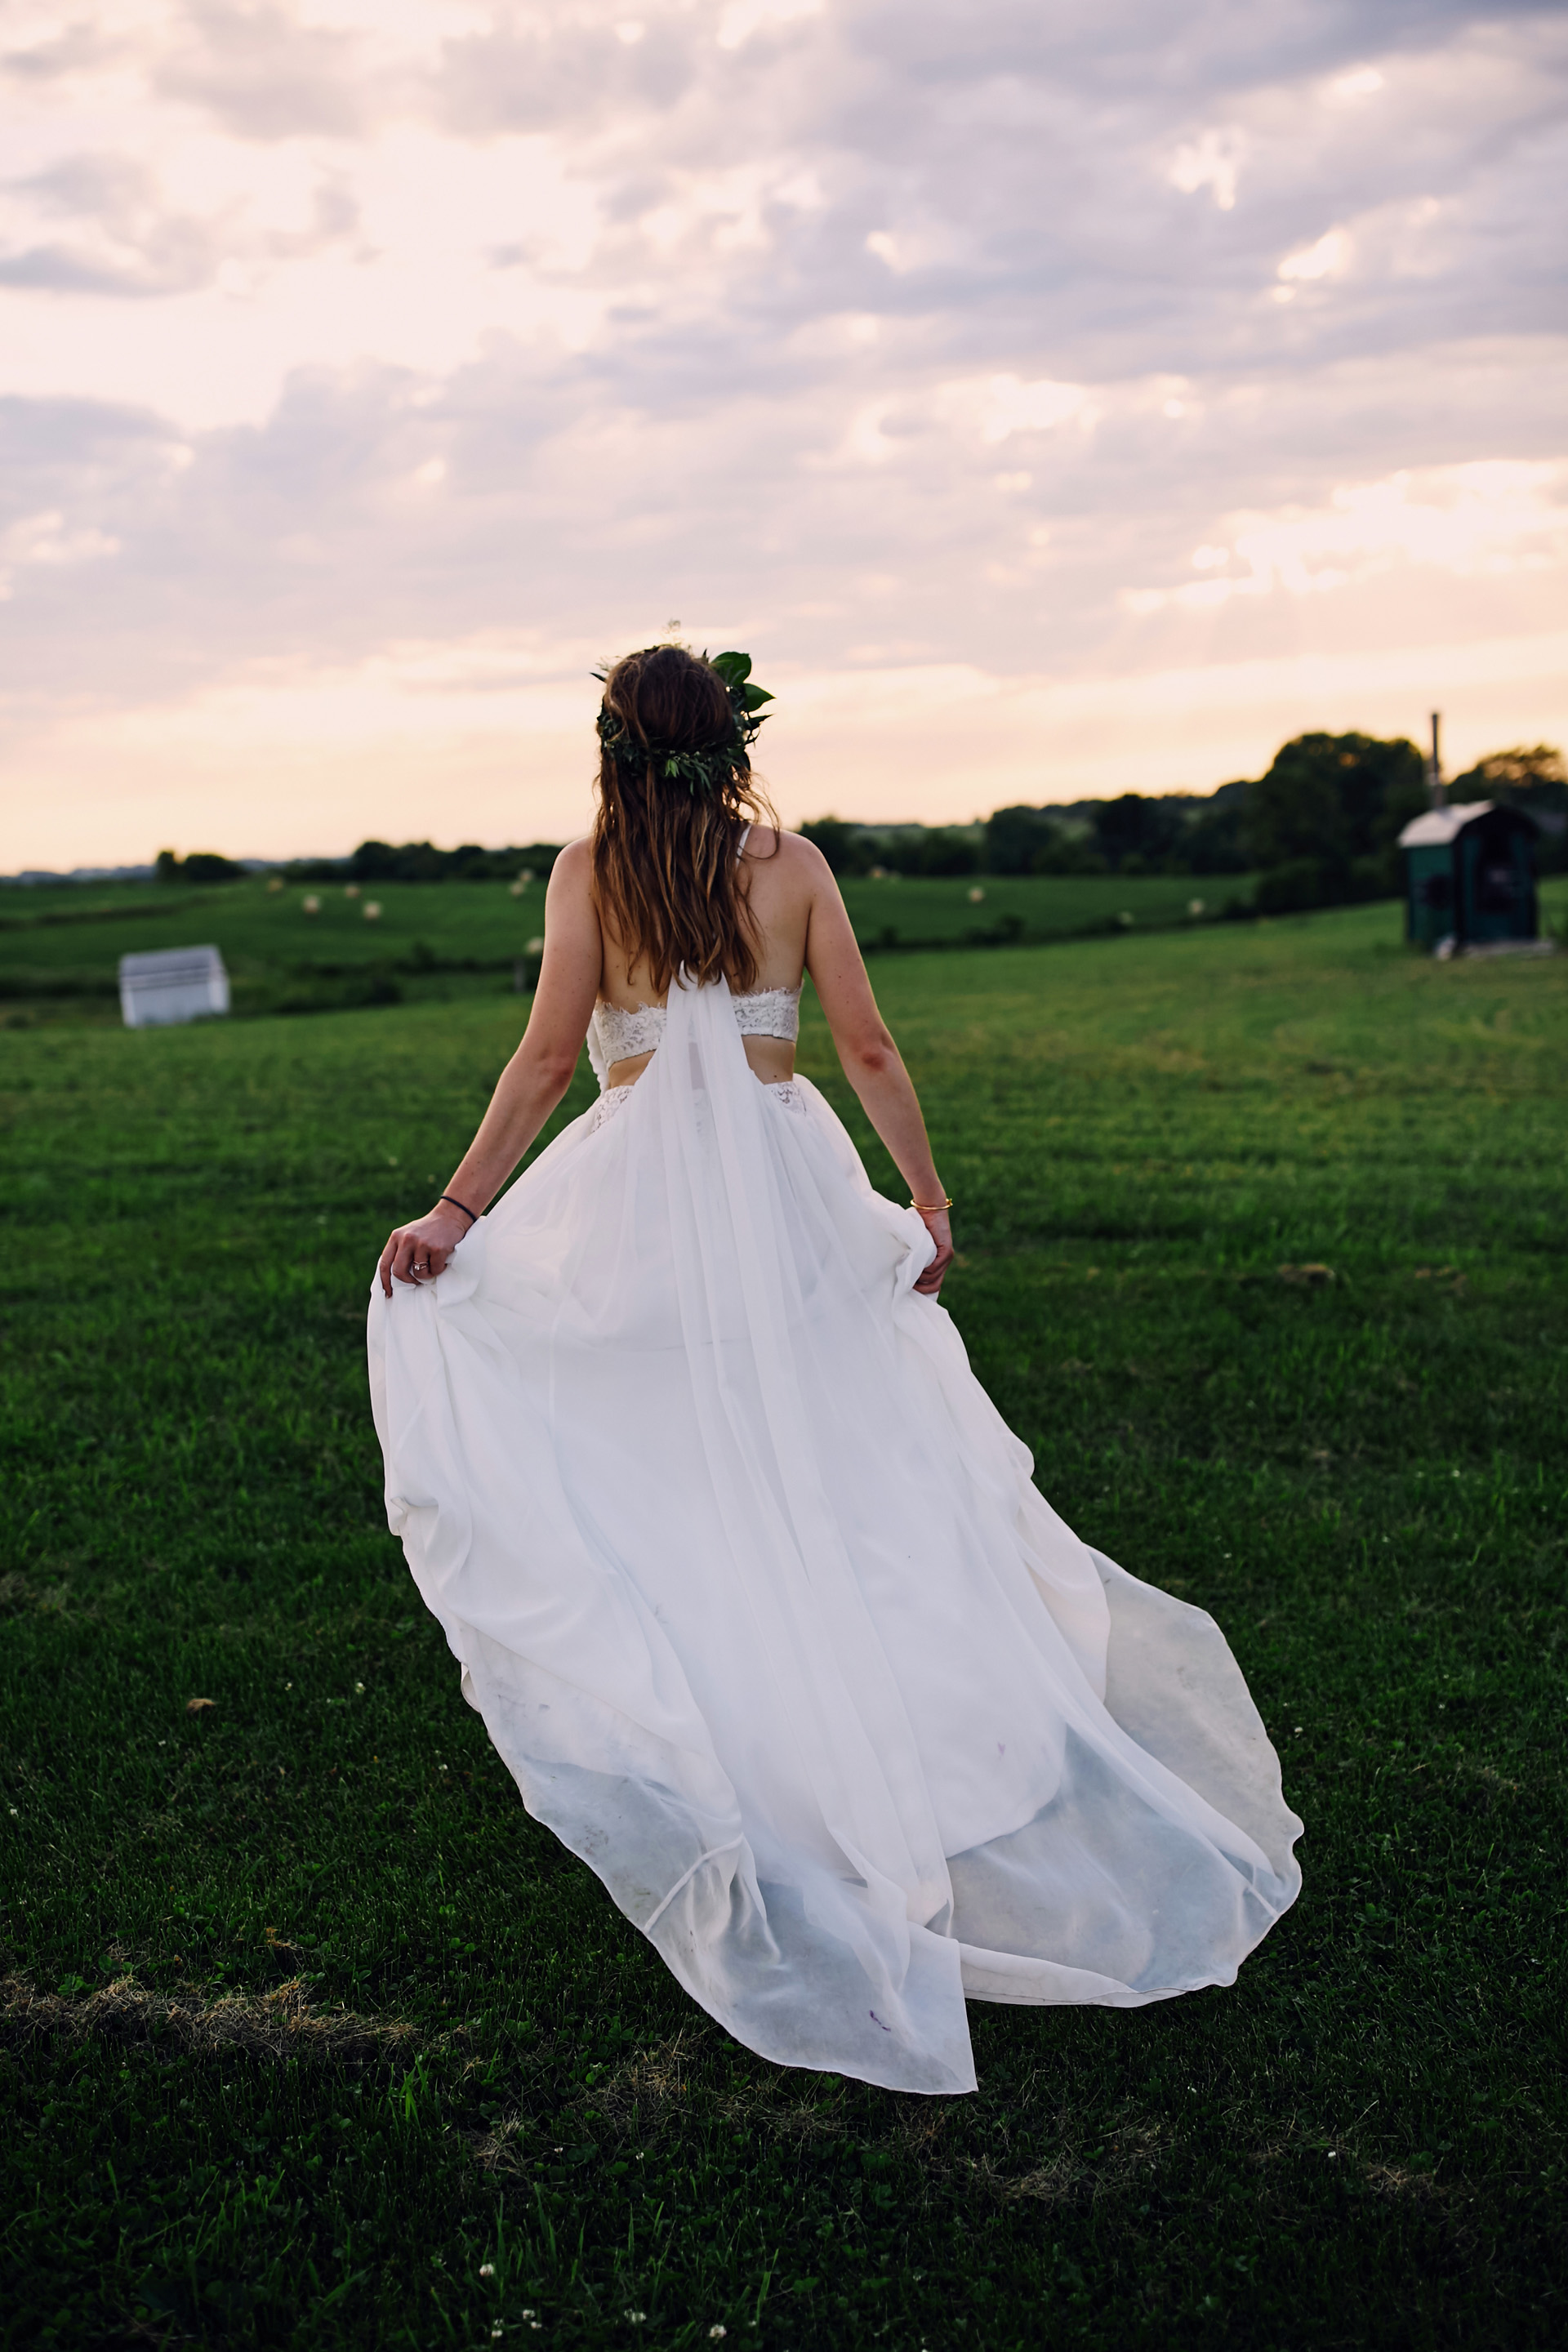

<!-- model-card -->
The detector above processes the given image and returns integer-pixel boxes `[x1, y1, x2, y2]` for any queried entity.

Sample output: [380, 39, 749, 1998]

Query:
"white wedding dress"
[368, 970, 1301, 2095]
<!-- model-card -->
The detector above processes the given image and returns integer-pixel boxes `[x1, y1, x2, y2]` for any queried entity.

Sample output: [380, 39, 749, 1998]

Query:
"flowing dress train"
[368, 972, 1301, 2096]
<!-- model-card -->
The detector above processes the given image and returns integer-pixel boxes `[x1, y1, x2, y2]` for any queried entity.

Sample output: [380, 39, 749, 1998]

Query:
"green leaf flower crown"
[594, 649, 773, 797]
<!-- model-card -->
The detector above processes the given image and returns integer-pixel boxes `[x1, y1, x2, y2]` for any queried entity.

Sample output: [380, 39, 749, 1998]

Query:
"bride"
[368, 643, 1300, 2096]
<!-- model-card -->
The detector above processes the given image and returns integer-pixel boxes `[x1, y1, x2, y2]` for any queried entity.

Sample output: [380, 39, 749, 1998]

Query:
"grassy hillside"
[2, 903, 1565, 2348]
[0, 868, 1254, 1024]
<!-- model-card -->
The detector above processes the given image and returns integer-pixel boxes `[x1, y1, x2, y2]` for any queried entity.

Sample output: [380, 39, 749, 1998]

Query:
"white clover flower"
[354, 1682, 365, 1695]
[624, 2314, 647, 2325]
[709, 2330, 728, 2341]
[479, 2263, 496, 2278]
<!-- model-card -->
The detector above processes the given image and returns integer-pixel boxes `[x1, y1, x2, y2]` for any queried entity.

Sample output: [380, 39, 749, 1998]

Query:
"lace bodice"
[592, 1000, 666, 1066]
[590, 982, 801, 1080]
[732, 985, 802, 1040]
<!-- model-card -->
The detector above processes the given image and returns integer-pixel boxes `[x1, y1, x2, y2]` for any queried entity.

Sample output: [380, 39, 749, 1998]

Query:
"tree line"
[150, 733, 1562, 905]
[803, 734, 1566, 907]
[154, 841, 567, 887]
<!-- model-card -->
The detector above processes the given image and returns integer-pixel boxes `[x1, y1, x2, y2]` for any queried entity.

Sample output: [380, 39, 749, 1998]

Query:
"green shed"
[1399, 801, 1540, 953]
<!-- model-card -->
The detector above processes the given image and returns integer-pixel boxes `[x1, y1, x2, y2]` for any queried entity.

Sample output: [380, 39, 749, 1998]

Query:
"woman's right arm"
[799, 844, 954, 1298]
[377, 842, 602, 1295]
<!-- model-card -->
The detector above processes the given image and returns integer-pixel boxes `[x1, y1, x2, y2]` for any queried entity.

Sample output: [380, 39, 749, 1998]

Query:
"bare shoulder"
[748, 828, 833, 892]
[547, 837, 595, 897]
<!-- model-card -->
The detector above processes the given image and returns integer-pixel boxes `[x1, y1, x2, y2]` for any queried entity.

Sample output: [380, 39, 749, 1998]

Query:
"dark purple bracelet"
[439, 1192, 479, 1226]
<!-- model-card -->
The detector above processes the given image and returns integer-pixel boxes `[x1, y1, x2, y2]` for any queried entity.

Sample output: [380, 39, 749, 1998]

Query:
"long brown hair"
[590, 644, 776, 994]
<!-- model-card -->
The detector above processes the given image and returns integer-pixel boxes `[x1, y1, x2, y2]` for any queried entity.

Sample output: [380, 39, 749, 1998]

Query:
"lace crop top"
[590, 982, 802, 1079]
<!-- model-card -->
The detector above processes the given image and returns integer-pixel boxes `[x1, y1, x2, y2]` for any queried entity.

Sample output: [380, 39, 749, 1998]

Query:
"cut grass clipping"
[2, 896, 1565, 2348]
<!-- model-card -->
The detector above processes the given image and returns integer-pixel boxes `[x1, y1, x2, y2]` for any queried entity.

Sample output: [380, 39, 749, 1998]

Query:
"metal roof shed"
[119, 946, 231, 1028]
[1397, 801, 1539, 954]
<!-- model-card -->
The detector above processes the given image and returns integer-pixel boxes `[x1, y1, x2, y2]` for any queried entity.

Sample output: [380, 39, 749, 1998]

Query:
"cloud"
[1169, 128, 1248, 212]
[0, 152, 229, 295]
[151, 2, 380, 142]
[0, 505, 121, 599]
[0, 137, 362, 301]
[1, 0, 1566, 862]
[1122, 459, 1568, 613]
[1276, 228, 1352, 285]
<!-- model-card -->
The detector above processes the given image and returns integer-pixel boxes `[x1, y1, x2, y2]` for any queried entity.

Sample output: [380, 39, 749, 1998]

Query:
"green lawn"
[2, 902, 1565, 2348]
[1, 869, 1252, 1023]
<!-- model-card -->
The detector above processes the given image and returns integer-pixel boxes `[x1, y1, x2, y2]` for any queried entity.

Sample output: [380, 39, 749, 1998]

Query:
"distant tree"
[350, 839, 451, 883]
[1449, 743, 1567, 872]
[328, 839, 565, 884]
[1241, 733, 1427, 891]
[1090, 793, 1186, 872]
[1183, 783, 1250, 875]
[984, 805, 1059, 875]
[1447, 743, 1565, 803]
[1031, 835, 1107, 876]
[154, 849, 241, 883]
[915, 829, 979, 877]
[508, 842, 564, 880]
[350, 840, 399, 880]
[989, 792, 1245, 877]
[800, 817, 867, 875]
[1241, 742, 1349, 869]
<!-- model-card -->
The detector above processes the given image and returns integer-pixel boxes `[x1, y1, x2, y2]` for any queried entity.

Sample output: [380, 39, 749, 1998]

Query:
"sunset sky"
[4, 0, 1566, 870]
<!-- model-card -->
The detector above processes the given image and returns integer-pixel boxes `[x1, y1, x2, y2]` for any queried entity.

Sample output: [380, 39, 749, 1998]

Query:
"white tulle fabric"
[368, 973, 1300, 2095]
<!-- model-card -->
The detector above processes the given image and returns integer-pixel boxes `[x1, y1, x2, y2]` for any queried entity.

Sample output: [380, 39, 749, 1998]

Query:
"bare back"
[598, 826, 815, 1087]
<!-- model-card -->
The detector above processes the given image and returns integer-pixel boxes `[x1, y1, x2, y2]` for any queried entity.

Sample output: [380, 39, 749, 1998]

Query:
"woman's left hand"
[913, 1207, 954, 1298]
[378, 1202, 474, 1298]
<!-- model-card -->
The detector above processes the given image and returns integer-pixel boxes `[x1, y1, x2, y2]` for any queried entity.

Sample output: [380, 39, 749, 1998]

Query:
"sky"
[3, 0, 1566, 868]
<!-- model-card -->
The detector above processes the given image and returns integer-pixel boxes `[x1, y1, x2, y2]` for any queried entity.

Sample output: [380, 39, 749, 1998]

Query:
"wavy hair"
[590, 644, 776, 995]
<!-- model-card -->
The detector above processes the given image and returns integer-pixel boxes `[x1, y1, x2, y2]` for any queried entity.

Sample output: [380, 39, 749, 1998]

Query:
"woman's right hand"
[378, 1202, 474, 1298]
[912, 1207, 954, 1298]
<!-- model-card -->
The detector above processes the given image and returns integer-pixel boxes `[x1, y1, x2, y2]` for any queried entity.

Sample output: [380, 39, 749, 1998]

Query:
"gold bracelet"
[911, 1196, 953, 1212]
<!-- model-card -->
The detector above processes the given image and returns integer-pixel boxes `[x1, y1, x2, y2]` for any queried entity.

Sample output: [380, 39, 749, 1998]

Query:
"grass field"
[0, 869, 1253, 1024]
[2, 899, 1566, 2349]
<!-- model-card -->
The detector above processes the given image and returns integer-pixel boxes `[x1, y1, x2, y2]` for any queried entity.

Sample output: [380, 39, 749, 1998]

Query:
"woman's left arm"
[377, 842, 602, 1296]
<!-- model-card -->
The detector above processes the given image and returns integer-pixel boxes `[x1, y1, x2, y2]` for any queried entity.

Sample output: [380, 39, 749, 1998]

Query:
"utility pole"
[1428, 711, 1446, 808]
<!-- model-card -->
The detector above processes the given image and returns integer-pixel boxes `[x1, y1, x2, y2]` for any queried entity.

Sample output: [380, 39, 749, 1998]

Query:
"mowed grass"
[2, 899, 1566, 2350]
